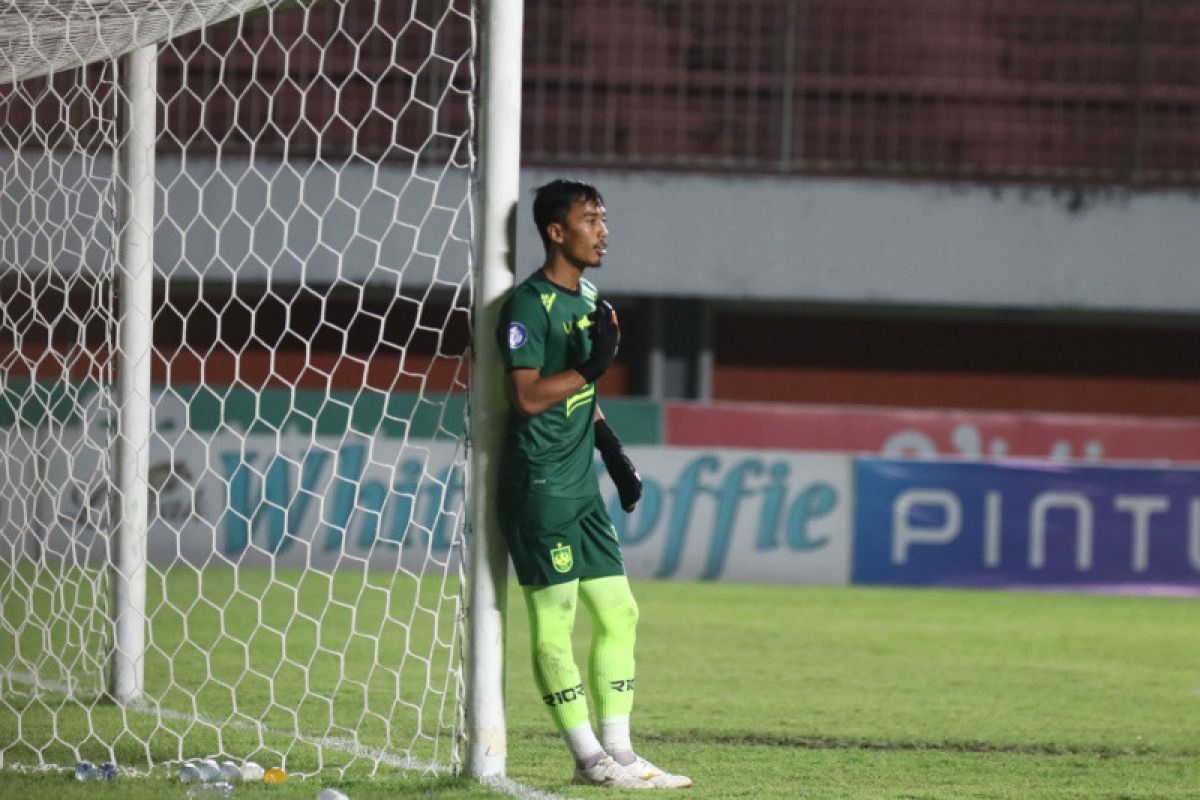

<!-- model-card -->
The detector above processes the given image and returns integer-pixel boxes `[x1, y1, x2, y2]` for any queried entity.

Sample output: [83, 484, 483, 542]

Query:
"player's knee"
[596, 596, 639, 637]
[621, 596, 640, 633]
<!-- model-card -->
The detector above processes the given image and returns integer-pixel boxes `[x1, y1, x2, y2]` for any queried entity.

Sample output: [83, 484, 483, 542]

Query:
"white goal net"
[0, 0, 482, 780]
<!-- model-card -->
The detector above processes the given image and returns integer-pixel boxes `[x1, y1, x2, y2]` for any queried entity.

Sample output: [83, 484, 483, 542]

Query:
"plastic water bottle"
[239, 761, 264, 781]
[198, 758, 223, 782]
[317, 789, 349, 800]
[218, 760, 241, 781]
[98, 762, 119, 780]
[178, 762, 203, 782]
[73, 761, 98, 781]
[186, 781, 234, 797]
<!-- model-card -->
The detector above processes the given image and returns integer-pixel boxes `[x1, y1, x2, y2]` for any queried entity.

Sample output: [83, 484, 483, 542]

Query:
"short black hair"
[532, 179, 605, 249]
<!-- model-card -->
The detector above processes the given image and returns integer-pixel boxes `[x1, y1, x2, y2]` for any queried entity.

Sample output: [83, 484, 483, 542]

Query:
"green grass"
[3, 569, 1199, 798]
[1, 563, 462, 777]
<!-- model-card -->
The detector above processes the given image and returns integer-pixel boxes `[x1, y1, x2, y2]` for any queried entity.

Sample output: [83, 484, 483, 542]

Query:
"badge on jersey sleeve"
[508, 321, 528, 350]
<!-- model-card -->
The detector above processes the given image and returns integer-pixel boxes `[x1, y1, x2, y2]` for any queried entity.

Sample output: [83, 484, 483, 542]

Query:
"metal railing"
[4, 0, 1198, 185]
[523, 0, 1200, 185]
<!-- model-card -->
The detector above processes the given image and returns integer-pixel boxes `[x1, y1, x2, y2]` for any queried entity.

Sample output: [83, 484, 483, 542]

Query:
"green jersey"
[497, 270, 602, 498]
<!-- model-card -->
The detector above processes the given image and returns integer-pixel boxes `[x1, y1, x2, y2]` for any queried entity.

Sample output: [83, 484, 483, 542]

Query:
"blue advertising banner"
[853, 459, 1200, 591]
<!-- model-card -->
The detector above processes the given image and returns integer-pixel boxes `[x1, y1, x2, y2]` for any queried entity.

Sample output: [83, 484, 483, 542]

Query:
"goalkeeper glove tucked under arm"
[595, 417, 642, 512]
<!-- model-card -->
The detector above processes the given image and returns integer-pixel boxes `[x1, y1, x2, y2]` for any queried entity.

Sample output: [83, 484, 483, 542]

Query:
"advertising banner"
[853, 458, 1200, 592]
[609, 448, 852, 584]
[667, 402, 1200, 463]
[2, 387, 467, 574]
[13, 424, 467, 575]
[4, 387, 852, 585]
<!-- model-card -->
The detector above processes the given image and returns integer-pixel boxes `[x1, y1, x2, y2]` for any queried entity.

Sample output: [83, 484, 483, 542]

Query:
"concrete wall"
[6, 147, 1200, 315]
[519, 168, 1200, 315]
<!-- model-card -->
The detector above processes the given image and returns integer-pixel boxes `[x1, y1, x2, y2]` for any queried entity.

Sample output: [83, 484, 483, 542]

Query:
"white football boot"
[624, 755, 693, 789]
[572, 755, 656, 789]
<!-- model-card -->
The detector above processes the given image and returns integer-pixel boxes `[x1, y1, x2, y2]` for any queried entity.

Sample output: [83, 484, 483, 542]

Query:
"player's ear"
[546, 221, 564, 245]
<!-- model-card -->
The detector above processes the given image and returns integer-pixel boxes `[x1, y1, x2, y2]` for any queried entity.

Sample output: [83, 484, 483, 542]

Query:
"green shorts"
[498, 488, 625, 586]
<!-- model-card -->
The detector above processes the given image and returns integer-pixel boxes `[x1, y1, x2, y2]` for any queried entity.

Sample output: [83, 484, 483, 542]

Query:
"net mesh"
[1, 0, 476, 779]
[2, 0, 269, 84]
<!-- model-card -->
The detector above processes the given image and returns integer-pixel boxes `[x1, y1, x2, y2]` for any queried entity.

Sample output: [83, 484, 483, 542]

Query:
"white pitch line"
[3, 669, 98, 700]
[483, 776, 575, 800]
[2, 670, 568, 800]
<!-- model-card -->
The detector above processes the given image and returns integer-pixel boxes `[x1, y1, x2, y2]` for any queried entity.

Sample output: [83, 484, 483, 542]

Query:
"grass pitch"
[2, 570, 1197, 798]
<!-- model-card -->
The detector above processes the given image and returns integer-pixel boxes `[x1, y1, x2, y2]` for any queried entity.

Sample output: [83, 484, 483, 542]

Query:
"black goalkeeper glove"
[594, 417, 642, 512]
[575, 300, 620, 384]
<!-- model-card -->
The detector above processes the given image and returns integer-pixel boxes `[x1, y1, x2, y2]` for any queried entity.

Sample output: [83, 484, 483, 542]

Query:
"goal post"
[0, 0, 520, 782]
[466, 0, 524, 780]
[110, 43, 157, 706]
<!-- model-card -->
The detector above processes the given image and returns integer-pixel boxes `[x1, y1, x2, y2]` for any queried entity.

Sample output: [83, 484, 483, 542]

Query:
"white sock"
[561, 722, 606, 768]
[600, 716, 633, 764]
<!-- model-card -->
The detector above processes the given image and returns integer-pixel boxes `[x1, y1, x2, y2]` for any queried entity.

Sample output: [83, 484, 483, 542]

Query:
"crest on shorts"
[550, 542, 573, 573]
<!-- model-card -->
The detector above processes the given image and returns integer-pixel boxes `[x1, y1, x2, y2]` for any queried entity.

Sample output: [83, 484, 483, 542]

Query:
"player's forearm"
[509, 368, 589, 416]
[594, 413, 643, 512]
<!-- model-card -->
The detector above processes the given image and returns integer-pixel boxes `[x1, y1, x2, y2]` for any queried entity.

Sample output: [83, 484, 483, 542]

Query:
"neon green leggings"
[523, 575, 639, 731]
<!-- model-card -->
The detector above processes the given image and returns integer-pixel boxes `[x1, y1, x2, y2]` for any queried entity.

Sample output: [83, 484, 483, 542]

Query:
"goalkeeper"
[495, 179, 691, 790]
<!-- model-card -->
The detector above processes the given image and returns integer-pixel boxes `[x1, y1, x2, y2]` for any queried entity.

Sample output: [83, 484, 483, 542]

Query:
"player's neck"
[539, 258, 583, 292]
